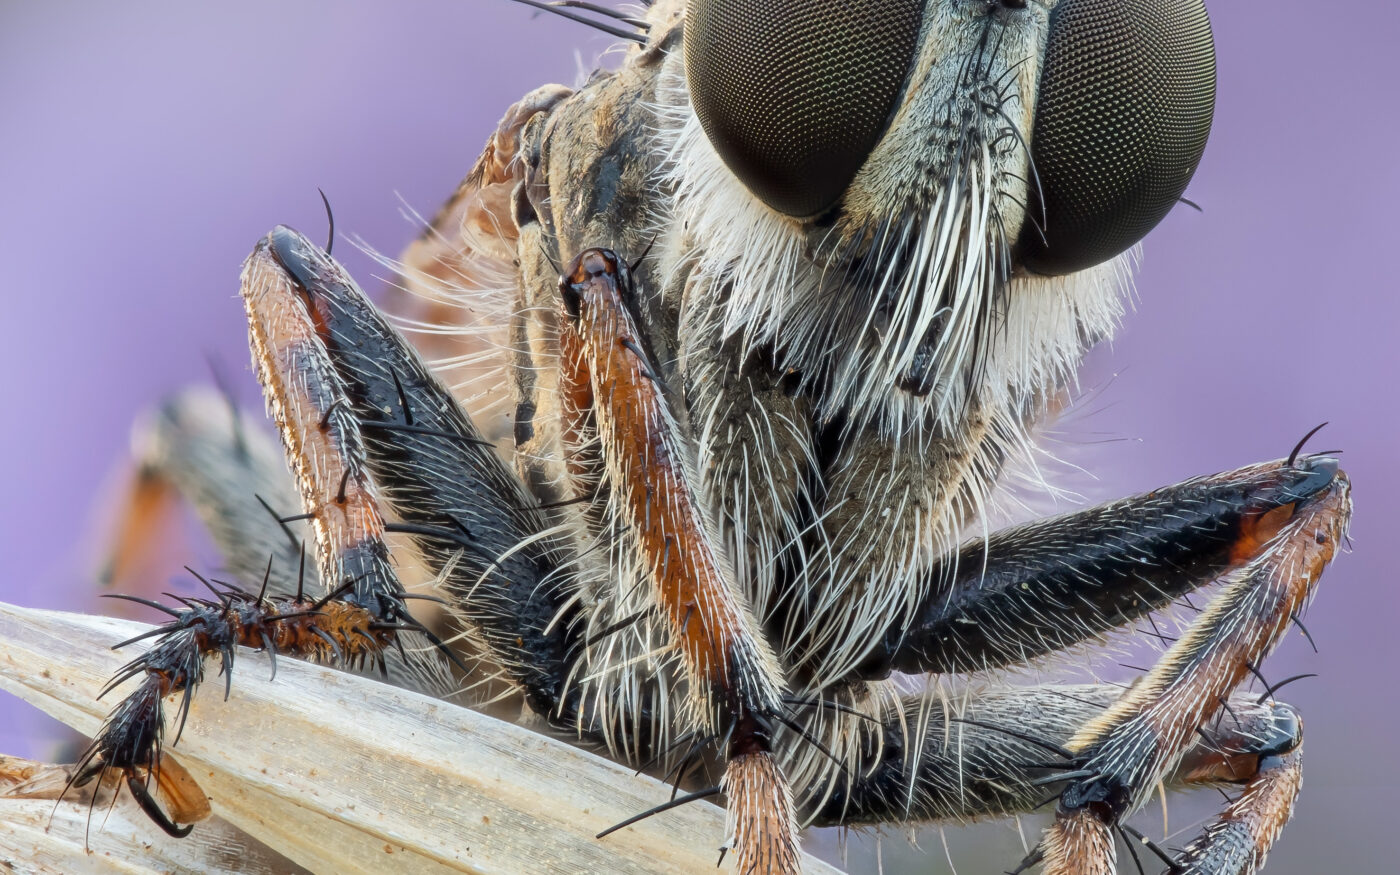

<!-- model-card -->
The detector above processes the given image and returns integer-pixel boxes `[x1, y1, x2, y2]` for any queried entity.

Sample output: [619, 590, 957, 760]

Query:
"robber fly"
[4, 1, 1351, 873]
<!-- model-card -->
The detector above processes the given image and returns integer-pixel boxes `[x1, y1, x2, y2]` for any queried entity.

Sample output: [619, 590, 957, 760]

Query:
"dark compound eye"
[1018, 0, 1217, 276]
[684, 0, 926, 219]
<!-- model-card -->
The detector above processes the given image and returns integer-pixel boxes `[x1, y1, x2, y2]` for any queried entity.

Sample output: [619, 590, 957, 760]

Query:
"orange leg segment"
[558, 248, 797, 872]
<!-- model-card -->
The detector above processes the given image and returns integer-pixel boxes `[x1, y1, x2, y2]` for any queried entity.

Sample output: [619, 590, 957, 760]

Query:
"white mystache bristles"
[659, 67, 1131, 447]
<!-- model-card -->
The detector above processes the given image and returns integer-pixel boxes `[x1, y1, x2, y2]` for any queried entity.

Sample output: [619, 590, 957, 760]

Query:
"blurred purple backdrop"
[0, 2, 1393, 871]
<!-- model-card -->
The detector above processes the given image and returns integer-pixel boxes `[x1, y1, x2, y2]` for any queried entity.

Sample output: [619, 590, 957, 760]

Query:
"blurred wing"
[384, 85, 573, 444]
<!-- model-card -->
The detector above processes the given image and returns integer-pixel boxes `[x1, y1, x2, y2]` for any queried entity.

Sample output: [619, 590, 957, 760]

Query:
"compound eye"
[1018, 0, 1216, 276]
[684, 0, 925, 219]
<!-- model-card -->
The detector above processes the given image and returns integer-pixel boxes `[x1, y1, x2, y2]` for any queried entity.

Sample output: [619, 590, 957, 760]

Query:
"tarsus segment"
[1170, 749, 1303, 875]
[71, 578, 394, 836]
[97, 388, 451, 694]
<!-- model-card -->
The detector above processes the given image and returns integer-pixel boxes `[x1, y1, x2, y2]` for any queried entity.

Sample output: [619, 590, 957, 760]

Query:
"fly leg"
[559, 249, 797, 873]
[1042, 465, 1347, 875]
[803, 685, 1303, 836]
[847, 455, 1349, 873]
[96, 387, 452, 695]
[72, 231, 446, 836]
[97, 388, 309, 597]
[857, 458, 1348, 679]
[1165, 748, 1302, 875]
[257, 226, 585, 724]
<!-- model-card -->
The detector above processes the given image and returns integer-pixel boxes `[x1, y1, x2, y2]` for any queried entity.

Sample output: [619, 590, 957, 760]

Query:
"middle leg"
[804, 684, 1304, 834]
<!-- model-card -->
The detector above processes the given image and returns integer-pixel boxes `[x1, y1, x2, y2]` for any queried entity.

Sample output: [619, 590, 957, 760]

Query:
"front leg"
[1045, 460, 1348, 875]
[852, 454, 1349, 873]
[859, 458, 1346, 679]
[559, 249, 798, 874]
[261, 227, 584, 720]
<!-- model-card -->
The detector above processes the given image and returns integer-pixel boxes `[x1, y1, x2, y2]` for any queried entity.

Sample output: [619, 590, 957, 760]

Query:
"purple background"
[1, 3, 1393, 871]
